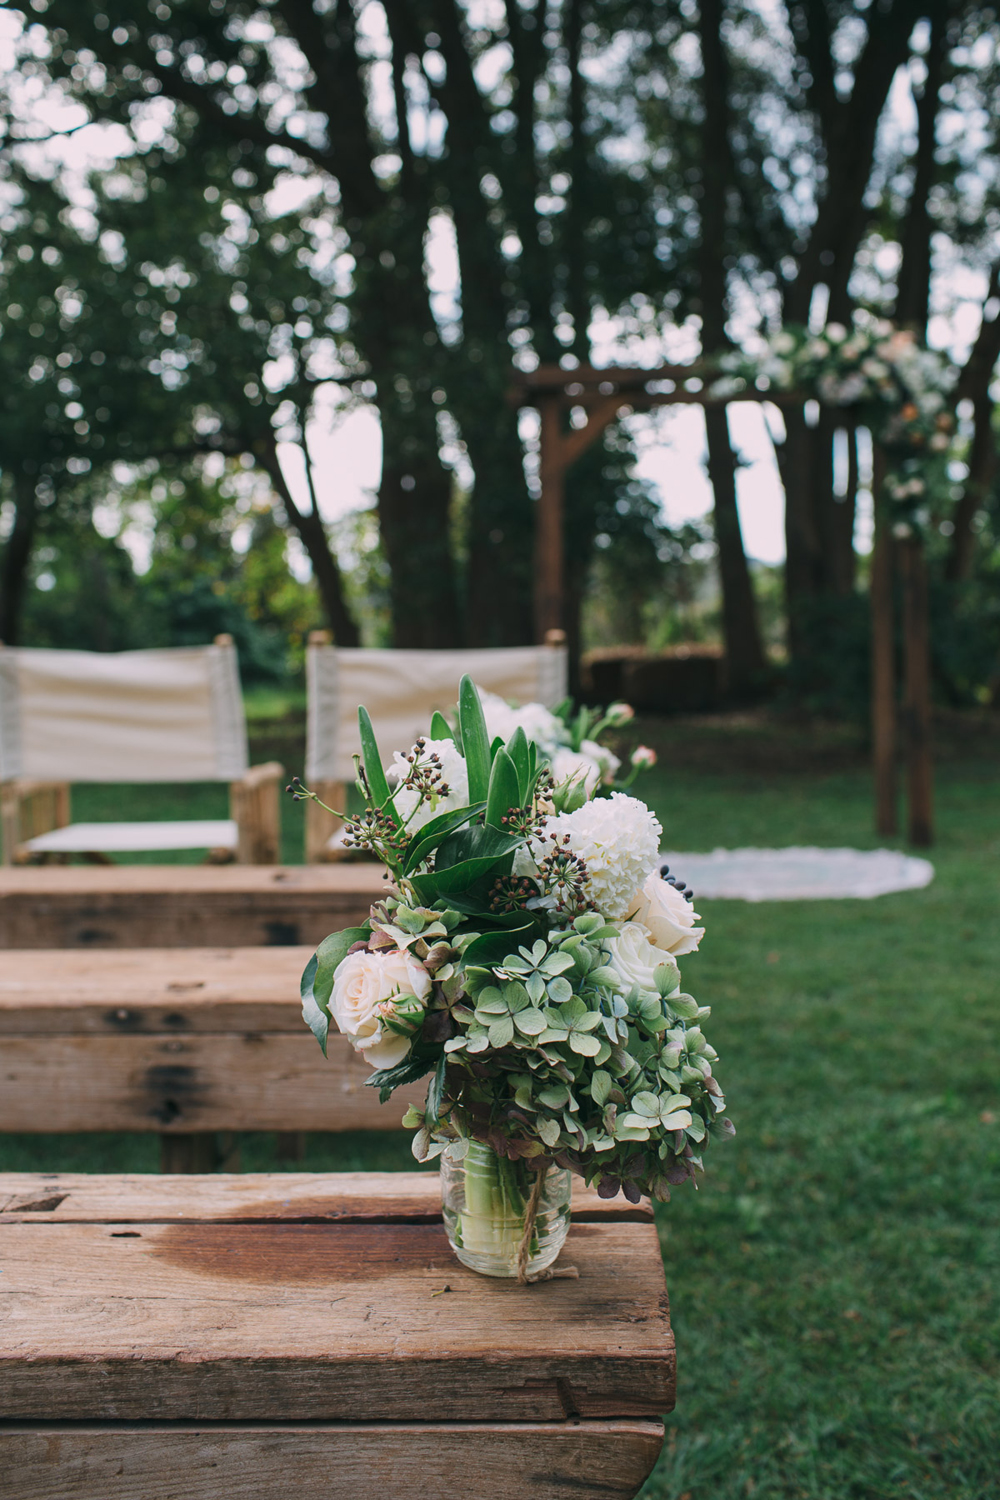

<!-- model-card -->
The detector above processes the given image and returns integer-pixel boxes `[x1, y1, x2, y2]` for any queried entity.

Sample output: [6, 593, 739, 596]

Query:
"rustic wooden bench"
[0, 864, 386, 948]
[0, 1171, 673, 1500]
[0, 946, 424, 1171]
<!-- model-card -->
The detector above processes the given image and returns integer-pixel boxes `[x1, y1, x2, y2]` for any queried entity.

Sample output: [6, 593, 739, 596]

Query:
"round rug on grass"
[661, 847, 935, 902]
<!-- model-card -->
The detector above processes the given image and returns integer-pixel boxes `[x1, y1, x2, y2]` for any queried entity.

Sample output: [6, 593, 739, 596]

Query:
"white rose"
[628, 868, 705, 956]
[608, 921, 680, 996]
[330, 947, 432, 1068]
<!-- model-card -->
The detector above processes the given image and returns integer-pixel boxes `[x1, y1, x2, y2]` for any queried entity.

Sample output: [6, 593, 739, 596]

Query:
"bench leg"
[160, 1133, 242, 1173]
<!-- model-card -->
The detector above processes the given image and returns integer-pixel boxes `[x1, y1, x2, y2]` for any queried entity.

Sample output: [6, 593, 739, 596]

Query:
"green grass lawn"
[4, 728, 999, 1499]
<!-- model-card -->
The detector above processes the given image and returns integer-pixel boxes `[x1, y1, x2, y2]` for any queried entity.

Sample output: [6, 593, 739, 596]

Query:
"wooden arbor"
[510, 362, 723, 641]
[511, 363, 934, 845]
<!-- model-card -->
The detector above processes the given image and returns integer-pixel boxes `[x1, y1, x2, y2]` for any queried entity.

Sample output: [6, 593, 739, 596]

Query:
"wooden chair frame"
[1, 763, 285, 867]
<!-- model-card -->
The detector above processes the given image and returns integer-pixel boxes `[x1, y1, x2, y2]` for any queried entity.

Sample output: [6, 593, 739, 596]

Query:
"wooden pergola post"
[870, 448, 898, 838]
[535, 396, 566, 639]
[899, 531, 933, 846]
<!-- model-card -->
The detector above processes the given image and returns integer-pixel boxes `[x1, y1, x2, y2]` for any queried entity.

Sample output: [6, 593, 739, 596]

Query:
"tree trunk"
[947, 264, 1000, 581]
[351, 222, 463, 647]
[256, 442, 360, 647]
[697, 0, 766, 696]
[0, 472, 38, 646]
[946, 389, 996, 582]
[775, 405, 822, 660]
[376, 392, 462, 647]
[895, 5, 947, 332]
[704, 406, 767, 695]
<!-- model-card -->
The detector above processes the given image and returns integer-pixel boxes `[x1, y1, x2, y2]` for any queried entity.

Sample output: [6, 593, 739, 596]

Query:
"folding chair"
[303, 633, 568, 861]
[0, 636, 283, 865]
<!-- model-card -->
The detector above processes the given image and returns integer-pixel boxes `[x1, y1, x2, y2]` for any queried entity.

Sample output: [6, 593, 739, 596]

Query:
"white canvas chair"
[0, 636, 283, 866]
[303, 632, 569, 861]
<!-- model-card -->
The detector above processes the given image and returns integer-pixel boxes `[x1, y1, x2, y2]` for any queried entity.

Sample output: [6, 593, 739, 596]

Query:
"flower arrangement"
[297, 678, 731, 1280]
[712, 318, 957, 533]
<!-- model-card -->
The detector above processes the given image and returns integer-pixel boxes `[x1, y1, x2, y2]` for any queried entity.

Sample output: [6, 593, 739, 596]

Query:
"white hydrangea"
[534, 792, 662, 918]
[390, 738, 469, 834]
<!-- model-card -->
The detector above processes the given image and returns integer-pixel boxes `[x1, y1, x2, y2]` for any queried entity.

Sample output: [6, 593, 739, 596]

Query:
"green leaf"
[459, 675, 491, 803]
[435, 822, 521, 869]
[590, 1069, 613, 1107]
[485, 746, 521, 829]
[409, 851, 517, 905]
[365, 1050, 436, 1104]
[538, 1117, 561, 1147]
[514, 1007, 548, 1035]
[402, 802, 486, 874]
[546, 976, 573, 1003]
[461, 920, 541, 967]
[570, 1032, 603, 1056]
[506, 725, 532, 804]
[312, 926, 371, 1012]
[425, 1053, 447, 1127]
[489, 1015, 515, 1048]
[300, 953, 328, 1056]
[429, 710, 456, 743]
[358, 706, 396, 821]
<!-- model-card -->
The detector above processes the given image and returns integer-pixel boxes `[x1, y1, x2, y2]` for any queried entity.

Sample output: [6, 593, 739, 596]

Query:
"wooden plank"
[0, 1172, 654, 1223]
[0, 864, 387, 949]
[0, 1420, 665, 1500]
[0, 1033, 426, 1132]
[0, 1219, 674, 1419]
[0, 946, 315, 1034]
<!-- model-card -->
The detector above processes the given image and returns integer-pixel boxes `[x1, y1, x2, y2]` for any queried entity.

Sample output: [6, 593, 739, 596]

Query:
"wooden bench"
[0, 946, 424, 1171]
[0, 1171, 672, 1499]
[0, 864, 386, 948]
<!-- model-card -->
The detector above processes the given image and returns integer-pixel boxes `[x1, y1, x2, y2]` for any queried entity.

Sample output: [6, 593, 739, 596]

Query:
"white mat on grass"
[661, 847, 934, 902]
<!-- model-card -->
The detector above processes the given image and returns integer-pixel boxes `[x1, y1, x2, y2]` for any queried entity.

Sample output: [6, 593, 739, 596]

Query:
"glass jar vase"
[440, 1140, 572, 1279]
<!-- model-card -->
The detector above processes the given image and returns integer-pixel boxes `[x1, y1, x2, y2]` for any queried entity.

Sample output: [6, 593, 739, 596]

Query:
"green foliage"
[458, 675, 492, 805]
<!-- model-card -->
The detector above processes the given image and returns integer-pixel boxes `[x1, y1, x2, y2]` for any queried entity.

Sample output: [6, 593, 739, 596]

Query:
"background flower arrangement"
[713, 319, 958, 536]
[298, 678, 732, 1276]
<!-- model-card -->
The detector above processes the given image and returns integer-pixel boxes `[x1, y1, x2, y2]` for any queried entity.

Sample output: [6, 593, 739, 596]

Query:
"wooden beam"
[559, 393, 627, 468]
[870, 452, 898, 837]
[899, 532, 933, 846]
[1, 1420, 667, 1500]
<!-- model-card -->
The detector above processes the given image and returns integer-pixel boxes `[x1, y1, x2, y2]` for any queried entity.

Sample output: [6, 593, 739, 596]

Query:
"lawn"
[3, 715, 998, 1500]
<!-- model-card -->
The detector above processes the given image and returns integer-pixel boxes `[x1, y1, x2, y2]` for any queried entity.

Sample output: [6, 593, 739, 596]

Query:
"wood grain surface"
[0, 1171, 654, 1223]
[0, 1174, 675, 1423]
[0, 1033, 426, 1132]
[0, 947, 430, 1131]
[1, 1420, 665, 1500]
[0, 864, 386, 949]
[0, 947, 323, 1032]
